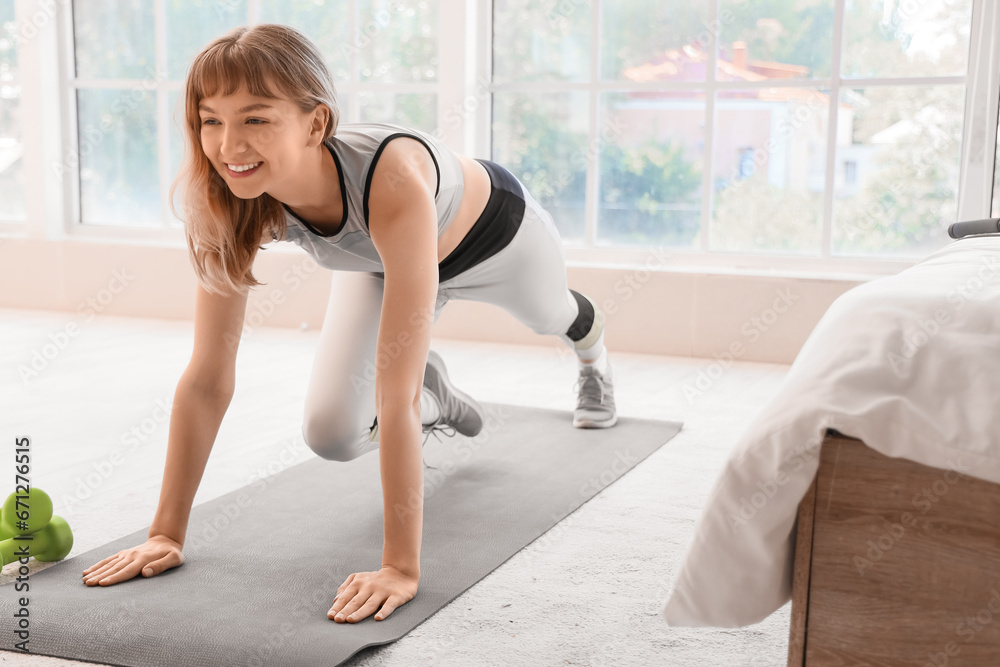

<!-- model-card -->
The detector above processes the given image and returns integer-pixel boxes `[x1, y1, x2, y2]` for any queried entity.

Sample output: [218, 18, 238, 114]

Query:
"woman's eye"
[247, 118, 267, 125]
[200, 118, 218, 126]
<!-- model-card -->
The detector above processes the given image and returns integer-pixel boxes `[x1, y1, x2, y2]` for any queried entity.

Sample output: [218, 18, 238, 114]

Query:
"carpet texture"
[0, 402, 681, 667]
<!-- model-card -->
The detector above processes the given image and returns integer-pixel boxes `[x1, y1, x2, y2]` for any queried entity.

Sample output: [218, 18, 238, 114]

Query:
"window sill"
[1, 225, 919, 283]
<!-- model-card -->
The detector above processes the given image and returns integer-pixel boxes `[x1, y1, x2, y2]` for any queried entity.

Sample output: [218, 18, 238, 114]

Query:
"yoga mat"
[0, 402, 681, 667]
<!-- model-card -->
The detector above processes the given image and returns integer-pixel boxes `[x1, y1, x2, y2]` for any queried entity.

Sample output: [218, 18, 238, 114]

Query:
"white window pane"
[1, 0, 16, 73]
[257, 0, 351, 82]
[0, 1, 22, 220]
[832, 86, 964, 257]
[73, 0, 156, 79]
[0, 94, 24, 220]
[493, 0, 589, 83]
[493, 92, 588, 241]
[711, 88, 829, 254]
[77, 89, 160, 226]
[718, 0, 834, 80]
[168, 90, 184, 229]
[601, 2, 709, 82]
[842, 0, 972, 78]
[358, 0, 438, 84]
[359, 92, 436, 133]
[166, 0, 248, 81]
[597, 92, 703, 248]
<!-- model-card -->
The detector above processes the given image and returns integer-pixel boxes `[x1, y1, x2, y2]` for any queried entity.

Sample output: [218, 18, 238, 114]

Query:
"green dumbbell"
[0, 515, 73, 566]
[0, 488, 54, 541]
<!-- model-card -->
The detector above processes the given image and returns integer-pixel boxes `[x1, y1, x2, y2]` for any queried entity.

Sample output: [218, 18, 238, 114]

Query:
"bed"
[661, 235, 1000, 659]
[786, 432, 1000, 664]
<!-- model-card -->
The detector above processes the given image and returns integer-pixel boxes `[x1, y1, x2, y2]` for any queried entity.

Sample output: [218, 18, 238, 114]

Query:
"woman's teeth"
[228, 162, 261, 172]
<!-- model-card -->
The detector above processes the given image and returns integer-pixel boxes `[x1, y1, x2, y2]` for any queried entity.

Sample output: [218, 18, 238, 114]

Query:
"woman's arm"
[366, 137, 441, 580]
[84, 282, 248, 587]
[149, 283, 249, 546]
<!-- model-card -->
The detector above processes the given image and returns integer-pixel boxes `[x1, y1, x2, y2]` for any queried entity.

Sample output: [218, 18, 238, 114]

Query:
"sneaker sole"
[425, 350, 485, 437]
[573, 413, 618, 428]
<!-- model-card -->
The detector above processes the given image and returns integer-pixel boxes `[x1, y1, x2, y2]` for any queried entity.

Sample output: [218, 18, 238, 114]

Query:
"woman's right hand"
[82, 535, 185, 586]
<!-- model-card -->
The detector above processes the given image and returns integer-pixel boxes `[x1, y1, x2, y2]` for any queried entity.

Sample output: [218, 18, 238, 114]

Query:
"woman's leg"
[301, 270, 385, 461]
[439, 181, 615, 427]
[302, 271, 452, 461]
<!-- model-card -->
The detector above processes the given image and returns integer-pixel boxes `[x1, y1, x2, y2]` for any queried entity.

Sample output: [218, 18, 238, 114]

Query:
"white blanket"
[662, 236, 1000, 627]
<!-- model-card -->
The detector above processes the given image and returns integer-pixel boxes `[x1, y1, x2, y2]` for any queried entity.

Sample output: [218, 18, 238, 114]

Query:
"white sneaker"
[573, 360, 617, 428]
[421, 350, 485, 443]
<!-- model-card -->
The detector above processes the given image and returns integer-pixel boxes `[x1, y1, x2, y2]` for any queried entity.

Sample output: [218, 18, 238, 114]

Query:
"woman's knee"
[301, 408, 373, 462]
[524, 288, 602, 340]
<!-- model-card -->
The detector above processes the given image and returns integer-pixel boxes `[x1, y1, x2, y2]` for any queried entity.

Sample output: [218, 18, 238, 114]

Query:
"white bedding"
[662, 236, 1000, 627]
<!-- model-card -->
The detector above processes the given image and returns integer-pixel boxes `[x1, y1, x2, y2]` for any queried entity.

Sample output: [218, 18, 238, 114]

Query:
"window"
[69, 0, 439, 228]
[7, 1, 999, 273]
[844, 160, 857, 185]
[491, 0, 975, 260]
[737, 147, 755, 180]
[0, 0, 24, 221]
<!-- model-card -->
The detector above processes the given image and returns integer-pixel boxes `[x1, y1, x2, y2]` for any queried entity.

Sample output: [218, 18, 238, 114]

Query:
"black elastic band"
[566, 289, 595, 342]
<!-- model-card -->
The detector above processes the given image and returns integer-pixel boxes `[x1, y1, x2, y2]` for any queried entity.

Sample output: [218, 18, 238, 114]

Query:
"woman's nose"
[220, 127, 249, 157]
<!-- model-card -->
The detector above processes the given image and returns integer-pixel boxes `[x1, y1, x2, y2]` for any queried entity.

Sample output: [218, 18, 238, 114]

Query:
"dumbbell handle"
[0, 535, 35, 567]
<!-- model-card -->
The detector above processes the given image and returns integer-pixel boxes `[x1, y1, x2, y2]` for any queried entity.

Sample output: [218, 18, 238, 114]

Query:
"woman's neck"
[276, 143, 343, 230]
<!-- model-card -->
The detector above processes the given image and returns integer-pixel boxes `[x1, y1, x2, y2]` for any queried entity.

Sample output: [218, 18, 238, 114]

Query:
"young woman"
[80, 24, 616, 624]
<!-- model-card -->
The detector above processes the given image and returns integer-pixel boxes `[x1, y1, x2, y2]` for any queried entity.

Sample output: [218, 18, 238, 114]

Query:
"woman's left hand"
[328, 565, 419, 623]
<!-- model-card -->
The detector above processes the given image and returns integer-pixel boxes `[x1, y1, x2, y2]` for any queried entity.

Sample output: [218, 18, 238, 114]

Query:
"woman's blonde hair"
[171, 23, 339, 296]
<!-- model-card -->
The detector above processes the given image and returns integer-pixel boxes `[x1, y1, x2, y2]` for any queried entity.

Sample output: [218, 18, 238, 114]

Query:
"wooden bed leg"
[787, 470, 818, 666]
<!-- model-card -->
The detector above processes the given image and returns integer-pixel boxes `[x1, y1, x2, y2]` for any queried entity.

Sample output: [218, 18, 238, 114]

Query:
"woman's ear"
[307, 105, 331, 147]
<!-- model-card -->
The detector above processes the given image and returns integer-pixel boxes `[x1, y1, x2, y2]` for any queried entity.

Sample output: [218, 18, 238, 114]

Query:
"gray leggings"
[301, 186, 595, 461]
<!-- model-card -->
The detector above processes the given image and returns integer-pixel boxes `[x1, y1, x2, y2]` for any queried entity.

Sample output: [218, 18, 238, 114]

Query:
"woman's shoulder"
[333, 121, 419, 142]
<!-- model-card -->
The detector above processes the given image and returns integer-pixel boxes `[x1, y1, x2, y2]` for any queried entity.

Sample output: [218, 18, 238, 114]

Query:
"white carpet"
[0, 309, 791, 666]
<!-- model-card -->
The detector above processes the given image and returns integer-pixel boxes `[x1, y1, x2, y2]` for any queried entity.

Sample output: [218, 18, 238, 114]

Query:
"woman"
[80, 23, 616, 625]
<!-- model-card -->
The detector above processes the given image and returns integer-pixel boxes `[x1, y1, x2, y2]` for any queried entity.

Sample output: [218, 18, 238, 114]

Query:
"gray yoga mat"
[0, 402, 681, 667]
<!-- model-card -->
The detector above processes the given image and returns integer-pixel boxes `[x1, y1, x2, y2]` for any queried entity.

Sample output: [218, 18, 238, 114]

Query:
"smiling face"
[197, 86, 320, 200]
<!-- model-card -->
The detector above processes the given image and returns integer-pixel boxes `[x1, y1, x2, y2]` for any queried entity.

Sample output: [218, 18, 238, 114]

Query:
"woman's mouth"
[225, 161, 262, 178]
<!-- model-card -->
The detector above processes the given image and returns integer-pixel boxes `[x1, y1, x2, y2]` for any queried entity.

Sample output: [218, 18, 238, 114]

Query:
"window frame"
[5, 0, 1000, 279]
[0, 0, 25, 223]
[487, 0, 1000, 276]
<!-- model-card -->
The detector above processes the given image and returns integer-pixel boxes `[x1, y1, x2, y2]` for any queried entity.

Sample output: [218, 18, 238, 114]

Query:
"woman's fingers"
[84, 562, 124, 585]
[374, 596, 400, 621]
[346, 594, 387, 623]
[94, 559, 145, 586]
[82, 554, 118, 575]
[332, 590, 372, 622]
[329, 588, 355, 618]
[336, 573, 356, 596]
[82, 555, 125, 584]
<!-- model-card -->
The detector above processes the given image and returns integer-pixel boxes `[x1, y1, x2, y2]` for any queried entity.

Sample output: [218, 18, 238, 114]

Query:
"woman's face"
[197, 85, 320, 200]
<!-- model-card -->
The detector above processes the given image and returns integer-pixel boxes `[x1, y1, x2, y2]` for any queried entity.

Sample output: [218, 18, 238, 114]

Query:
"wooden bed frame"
[788, 433, 1000, 665]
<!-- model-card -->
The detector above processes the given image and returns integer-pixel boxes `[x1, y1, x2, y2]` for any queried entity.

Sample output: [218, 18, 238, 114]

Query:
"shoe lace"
[364, 415, 455, 470]
[574, 369, 608, 408]
[420, 420, 456, 470]
[422, 419, 457, 446]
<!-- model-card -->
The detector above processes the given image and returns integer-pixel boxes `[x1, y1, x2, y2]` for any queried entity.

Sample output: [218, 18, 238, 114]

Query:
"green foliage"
[599, 141, 702, 245]
[712, 172, 822, 252]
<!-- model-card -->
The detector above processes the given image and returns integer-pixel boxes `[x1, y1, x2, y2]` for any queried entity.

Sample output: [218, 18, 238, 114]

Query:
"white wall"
[0, 237, 865, 364]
